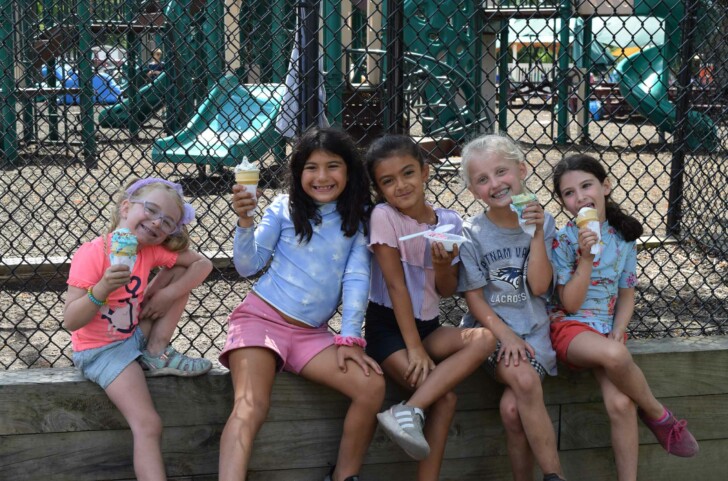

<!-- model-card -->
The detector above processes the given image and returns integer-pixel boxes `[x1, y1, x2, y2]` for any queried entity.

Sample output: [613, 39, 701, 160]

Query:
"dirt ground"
[1, 105, 726, 371]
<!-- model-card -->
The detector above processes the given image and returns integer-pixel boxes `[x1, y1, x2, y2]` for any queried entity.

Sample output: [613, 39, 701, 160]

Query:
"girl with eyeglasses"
[63, 177, 213, 481]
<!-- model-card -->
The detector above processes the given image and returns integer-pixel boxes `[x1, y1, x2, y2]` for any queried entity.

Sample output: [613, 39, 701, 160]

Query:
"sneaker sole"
[377, 411, 430, 460]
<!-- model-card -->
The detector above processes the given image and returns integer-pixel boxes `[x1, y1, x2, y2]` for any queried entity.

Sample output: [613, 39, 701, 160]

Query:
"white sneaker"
[376, 402, 430, 460]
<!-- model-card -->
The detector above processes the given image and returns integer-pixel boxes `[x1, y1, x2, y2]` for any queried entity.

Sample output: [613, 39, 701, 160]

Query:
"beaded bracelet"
[87, 288, 107, 307]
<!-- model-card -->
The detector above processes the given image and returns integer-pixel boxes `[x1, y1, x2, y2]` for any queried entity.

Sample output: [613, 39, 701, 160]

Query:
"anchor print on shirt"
[101, 275, 142, 335]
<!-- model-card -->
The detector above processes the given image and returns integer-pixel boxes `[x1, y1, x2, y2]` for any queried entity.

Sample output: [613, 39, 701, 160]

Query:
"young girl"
[63, 178, 213, 481]
[364, 135, 496, 479]
[457, 134, 566, 481]
[550, 154, 698, 479]
[219, 127, 385, 481]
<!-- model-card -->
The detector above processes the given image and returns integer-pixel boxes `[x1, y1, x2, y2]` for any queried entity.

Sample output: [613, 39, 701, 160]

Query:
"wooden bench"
[1, 336, 727, 480]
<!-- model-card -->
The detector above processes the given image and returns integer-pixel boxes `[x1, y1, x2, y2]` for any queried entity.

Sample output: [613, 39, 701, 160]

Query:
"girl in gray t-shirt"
[457, 134, 566, 481]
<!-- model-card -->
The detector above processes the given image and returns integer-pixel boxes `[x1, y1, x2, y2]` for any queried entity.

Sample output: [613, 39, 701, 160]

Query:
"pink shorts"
[219, 292, 334, 373]
[550, 320, 626, 370]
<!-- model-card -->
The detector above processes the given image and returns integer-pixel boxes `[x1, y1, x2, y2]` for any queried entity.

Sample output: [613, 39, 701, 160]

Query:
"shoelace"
[666, 418, 687, 453]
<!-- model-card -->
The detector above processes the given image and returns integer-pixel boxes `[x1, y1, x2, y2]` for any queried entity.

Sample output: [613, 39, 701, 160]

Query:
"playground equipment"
[98, 0, 218, 135]
[41, 64, 122, 105]
[0, 0, 165, 166]
[482, 0, 717, 150]
[152, 77, 286, 167]
[151, 0, 289, 172]
[616, 0, 717, 151]
[98, 71, 170, 128]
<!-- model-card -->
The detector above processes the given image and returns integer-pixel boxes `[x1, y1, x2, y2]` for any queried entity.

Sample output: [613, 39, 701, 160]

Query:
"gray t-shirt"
[458, 211, 557, 376]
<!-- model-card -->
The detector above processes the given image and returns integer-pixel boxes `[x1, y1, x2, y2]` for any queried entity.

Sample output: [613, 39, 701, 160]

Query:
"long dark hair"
[365, 135, 427, 204]
[287, 127, 372, 242]
[553, 154, 643, 242]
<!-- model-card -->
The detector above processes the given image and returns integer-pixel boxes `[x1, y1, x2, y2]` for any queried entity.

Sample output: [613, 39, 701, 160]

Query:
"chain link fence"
[1, 0, 726, 370]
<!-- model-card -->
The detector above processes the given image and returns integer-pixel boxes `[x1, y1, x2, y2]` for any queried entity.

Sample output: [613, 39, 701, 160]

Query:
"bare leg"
[567, 332, 664, 419]
[594, 368, 638, 481]
[380, 351, 457, 481]
[497, 362, 563, 477]
[300, 346, 385, 481]
[139, 266, 188, 356]
[417, 391, 457, 481]
[105, 362, 165, 481]
[500, 387, 535, 481]
[219, 348, 278, 481]
[406, 327, 495, 409]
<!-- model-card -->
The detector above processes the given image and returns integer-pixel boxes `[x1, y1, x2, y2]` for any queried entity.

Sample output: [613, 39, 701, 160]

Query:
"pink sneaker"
[638, 408, 699, 457]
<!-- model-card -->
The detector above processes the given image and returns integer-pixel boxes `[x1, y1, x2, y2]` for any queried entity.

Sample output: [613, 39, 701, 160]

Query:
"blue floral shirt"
[550, 221, 638, 334]
[233, 195, 371, 340]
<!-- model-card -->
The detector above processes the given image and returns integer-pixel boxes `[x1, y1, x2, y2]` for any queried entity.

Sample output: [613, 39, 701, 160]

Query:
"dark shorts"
[364, 302, 441, 364]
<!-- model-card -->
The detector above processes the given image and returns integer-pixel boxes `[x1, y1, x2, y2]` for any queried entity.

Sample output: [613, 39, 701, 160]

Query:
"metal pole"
[300, 0, 321, 131]
[385, 0, 405, 133]
[667, 0, 698, 235]
[78, 0, 96, 169]
[323, 0, 342, 126]
[556, 0, 571, 144]
[581, 17, 592, 141]
[497, 20, 509, 133]
[0, 0, 17, 165]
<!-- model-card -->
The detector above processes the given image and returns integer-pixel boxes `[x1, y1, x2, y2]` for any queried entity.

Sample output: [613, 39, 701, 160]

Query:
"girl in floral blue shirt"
[550, 154, 698, 480]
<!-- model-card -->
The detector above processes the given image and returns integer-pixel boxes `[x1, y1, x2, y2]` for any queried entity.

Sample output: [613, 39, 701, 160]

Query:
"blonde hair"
[108, 179, 190, 252]
[459, 134, 525, 187]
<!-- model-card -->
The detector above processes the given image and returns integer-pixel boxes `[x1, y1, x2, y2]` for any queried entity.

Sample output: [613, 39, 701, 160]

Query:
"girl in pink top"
[63, 178, 212, 481]
[364, 135, 496, 480]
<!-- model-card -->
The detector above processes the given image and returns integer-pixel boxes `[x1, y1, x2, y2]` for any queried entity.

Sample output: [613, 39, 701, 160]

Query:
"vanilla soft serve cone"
[234, 156, 259, 217]
[576, 207, 601, 256]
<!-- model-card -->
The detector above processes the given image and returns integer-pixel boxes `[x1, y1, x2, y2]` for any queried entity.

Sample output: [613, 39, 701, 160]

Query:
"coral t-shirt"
[67, 234, 178, 351]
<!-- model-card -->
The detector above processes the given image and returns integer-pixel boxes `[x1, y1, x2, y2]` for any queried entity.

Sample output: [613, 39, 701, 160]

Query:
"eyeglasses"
[130, 200, 180, 234]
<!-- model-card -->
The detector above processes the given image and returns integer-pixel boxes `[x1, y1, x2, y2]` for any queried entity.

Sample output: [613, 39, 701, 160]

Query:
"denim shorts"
[364, 302, 441, 364]
[73, 328, 147, 389]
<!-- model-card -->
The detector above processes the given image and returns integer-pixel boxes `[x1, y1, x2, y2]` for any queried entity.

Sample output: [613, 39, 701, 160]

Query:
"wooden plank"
[559, 394, 728, 450]
[558, 439, 728, 481]
[0, 368, 351, 435]
[637, 234, 678, 250]
[0, 409, 516, 479]
[3, 336, 727, 435]
[0, 425, 220, 481]
[543, 336, 728, 404]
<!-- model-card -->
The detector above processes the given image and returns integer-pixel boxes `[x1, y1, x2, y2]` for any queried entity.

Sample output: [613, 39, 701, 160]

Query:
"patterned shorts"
[483, 340, 547, 381]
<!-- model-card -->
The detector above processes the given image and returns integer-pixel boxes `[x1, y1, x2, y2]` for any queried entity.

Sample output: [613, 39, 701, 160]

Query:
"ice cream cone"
[510, 191, 538, 237]
[234, 157, 259, 217]
[576, 207, 599, 228]
[110, 227, 138, 269]
[511, 192, 537, 208]
[576, 207, 601, 256]
[235, 170, 259, 185]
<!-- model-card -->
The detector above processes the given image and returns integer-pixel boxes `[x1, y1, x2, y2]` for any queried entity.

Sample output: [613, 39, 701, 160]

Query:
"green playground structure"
[98, 0, 221, 134]
[98, 71, 169, 129]
[616, 0, 717, 151]
[485, 0, 717, 150]
[152, 78, 286, 168]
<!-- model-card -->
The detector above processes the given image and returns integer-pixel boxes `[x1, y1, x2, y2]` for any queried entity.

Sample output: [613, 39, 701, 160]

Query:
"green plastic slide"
[616, 0, 717, 151]
[616, 46, 717, 152]
[98, 72, 169, 129]
[152, 75, 286, 168]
